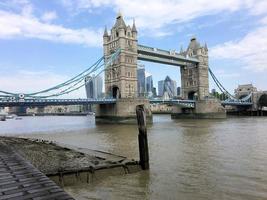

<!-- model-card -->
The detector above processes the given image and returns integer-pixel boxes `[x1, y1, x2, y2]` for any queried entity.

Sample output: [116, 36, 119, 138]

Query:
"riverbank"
[0, 136, 141, 186]
[0, 141, 74, 200]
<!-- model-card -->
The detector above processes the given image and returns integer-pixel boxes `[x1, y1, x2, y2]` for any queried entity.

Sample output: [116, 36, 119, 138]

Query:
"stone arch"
[238, 94, 248, 99]
[188, 91, 196, 100]
[258, 94, 267, 107]
[112, 86, 120, 99]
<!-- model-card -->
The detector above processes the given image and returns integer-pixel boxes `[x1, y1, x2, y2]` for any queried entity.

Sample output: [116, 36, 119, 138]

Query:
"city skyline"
[0, 0, 267, 98]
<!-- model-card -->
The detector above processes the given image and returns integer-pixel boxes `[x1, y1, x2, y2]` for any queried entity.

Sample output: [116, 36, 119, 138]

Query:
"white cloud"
[41, 11, 58, 23]
[60, 0, 265, 30]
[249, 0, 267, 15]
[213, 69, 240, 78]
[0, 10, 102, 47]
[210, 21, 267, 72]
[0, 70, 86, 98]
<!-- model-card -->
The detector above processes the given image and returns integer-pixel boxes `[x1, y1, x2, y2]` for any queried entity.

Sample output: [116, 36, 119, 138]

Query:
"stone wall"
[95, 98, 152, 124]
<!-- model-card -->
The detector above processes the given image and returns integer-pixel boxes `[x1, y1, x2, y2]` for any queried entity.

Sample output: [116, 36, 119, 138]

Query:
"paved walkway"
[0, 142, 74, 200]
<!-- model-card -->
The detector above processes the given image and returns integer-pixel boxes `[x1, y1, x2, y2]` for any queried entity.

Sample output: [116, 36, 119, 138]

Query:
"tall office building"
[158, 80, 164, 97]
[152, 87, 157, 97]
[146, 75, 153, 97]
[158, 76, 177, 98]
[177, 87, 181, 96]
[85, 75, 103, 99]
[137, 65, 146, 97]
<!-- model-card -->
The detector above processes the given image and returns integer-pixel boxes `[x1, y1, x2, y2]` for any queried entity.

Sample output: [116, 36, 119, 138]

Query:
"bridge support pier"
[171, 99, 226, 119]
[95, 98, 153, 124]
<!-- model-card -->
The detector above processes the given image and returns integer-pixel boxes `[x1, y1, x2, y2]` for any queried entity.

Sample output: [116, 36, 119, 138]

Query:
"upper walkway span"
[137, 44, 199, 66]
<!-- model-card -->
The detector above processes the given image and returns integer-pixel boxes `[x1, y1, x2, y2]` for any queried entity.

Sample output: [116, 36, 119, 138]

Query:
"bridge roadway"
[0, 98, 117, 107]
[137, 44, 199, 66]
[0, 98, 196, 108]
[0, 141, 74, 200]
[0, 98, 253, 108]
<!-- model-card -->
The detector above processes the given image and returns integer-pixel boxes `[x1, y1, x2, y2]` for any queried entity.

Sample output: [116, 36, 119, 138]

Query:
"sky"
[0, 0, 267, 98]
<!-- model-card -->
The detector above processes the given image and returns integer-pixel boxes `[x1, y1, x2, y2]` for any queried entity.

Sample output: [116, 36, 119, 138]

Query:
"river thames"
[1, 115, 267, 200]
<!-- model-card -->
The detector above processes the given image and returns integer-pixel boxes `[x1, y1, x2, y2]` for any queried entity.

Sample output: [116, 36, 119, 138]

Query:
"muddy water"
[1, 115, 267, 200]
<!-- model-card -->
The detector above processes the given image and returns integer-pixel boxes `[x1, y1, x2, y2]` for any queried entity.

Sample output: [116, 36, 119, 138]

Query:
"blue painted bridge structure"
[0, 98, 253, 108]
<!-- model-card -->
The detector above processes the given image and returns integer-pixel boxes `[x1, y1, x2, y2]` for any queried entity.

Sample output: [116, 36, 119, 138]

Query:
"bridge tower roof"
[113, 12, 127, 30]
[188, 37, 201, 51]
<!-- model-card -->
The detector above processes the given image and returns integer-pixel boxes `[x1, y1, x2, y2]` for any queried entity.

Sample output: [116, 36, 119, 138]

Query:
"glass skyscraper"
[137, 65, 146, 97]
[146, 75, 153, 97]
[158, 76, 177, 98]
[85, 75, 103, 99]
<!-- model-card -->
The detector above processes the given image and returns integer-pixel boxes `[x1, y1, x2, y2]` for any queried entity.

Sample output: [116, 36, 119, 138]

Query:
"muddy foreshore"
[0, 136, 141, 186]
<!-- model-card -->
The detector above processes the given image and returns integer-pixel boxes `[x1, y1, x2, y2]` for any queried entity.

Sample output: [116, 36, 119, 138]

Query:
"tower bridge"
[0, 13, 258, 122]
[98, 12, 225, 122]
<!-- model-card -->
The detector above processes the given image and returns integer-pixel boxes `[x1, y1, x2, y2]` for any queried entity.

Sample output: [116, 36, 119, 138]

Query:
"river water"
[1, 115, 267, 200]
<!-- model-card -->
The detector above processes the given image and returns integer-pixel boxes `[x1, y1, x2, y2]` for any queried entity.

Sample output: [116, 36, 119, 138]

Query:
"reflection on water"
[1, 115, 267, 200]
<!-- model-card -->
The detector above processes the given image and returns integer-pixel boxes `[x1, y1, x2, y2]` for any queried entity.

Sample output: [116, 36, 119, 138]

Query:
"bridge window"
[128, 40, 132, 46]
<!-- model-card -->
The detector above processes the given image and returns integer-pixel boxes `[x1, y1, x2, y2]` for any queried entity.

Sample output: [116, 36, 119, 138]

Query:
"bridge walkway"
[0, 142, 74, 200]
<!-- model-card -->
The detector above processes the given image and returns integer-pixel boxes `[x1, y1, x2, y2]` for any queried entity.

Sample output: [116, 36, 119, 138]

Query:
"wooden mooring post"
[136, 105, 149, 170]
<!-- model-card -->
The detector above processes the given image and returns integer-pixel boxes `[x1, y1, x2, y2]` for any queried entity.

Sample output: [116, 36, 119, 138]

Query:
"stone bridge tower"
[96, 13, 152, 124]
[172, 37, 226, 119]
[180, 37, 209, 100]
[103, 13, 138, 99]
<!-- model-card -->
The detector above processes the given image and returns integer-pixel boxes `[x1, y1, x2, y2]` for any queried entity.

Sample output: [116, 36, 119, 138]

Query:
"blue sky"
[0, 0, 267, 98]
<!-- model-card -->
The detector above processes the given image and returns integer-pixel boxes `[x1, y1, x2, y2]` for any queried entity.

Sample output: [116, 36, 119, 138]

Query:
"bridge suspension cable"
[208, 68, 236, 100]
[208, 67, 252, 103]
[0, 49, 121, 99]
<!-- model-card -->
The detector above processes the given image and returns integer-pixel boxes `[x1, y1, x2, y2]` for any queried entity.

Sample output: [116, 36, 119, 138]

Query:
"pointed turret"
[132, 19, 137, 33]
[180, 45, 184, 54]
[103, 26, 108, 37]
[204, 42, 208, 51]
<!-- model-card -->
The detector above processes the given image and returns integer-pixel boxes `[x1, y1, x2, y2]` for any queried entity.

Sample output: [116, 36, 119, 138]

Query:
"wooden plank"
[0, 142, 74, 200]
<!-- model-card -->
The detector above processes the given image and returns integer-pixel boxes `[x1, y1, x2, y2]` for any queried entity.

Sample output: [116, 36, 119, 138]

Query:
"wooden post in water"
[136, 105, 149, 170]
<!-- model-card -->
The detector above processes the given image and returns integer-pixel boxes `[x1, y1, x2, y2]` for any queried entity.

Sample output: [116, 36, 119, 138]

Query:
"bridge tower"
[103, 12, 138, 98]
[96, 13, 152, 124]
[181, 37, 209, 100]
[172, 37, 226, 119]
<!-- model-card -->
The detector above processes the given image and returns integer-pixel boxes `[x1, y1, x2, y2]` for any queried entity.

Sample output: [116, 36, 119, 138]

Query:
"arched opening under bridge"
[258, 94, 267, 107]
[112, 86, 120, 99]
[188, 91, 196, 100]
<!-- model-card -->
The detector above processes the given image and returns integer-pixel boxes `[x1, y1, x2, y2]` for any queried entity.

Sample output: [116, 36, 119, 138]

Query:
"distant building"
[158, 80, 164, 97]
[152, 87, 157, 97]
[137, 65, 146, 97]
[158, 76, 177, 98]
[177, 87, 181, 96]
[234, 84, 257, 99]
[85, 75, 103, 99]
[146, 75, 153, 97]
[211, 88, 216, 95]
